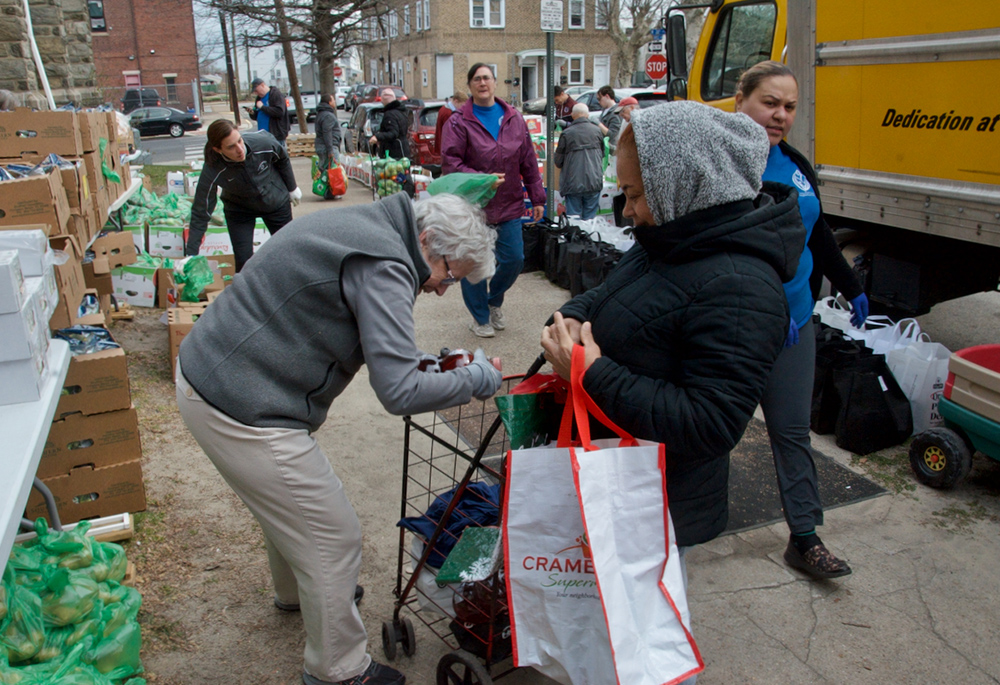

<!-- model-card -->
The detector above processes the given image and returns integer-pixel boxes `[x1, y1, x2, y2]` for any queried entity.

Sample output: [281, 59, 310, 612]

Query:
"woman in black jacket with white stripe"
[186, 120, 301, 272]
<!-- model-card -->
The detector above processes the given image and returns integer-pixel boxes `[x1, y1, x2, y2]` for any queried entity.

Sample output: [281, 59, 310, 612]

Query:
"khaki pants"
[176, 362, 370, 682]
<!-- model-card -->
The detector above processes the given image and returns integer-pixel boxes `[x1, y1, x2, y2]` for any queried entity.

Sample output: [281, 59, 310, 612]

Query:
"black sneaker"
[302, 661, 405, 685]
[276, 585, 365, 612]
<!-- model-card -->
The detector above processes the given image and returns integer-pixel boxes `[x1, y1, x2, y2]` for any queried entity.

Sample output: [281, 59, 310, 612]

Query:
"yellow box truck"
[664, 0, 1000, 314]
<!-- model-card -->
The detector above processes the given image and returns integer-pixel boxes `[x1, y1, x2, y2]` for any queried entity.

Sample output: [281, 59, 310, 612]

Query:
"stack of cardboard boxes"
[0, 107, 146, 526]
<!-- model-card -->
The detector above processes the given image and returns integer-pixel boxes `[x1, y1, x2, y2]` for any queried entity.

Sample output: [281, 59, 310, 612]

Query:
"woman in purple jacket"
[441, 63, 546, 338]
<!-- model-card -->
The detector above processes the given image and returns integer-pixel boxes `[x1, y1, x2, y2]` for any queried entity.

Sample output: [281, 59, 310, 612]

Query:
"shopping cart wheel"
[400, 617, 416, 657]
[436, 649, 492, 685]
[381, 620, 398, 660]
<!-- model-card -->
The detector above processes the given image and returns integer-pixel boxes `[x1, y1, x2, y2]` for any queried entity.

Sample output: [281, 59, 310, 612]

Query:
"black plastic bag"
[833, 353, 913, 454]
[811, 322, 873, 434]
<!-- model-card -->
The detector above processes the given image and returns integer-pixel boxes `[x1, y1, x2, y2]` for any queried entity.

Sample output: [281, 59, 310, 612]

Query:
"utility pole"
[219, 11, 241, 125]
[274, 0, 307, 134]
[230, 13, 241, 90]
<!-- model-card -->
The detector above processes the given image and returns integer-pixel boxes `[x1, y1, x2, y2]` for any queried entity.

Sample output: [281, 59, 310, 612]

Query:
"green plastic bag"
[40, 570, 99, 628]
[311, 155, 329, 197]
[34, 520, 93, 571]
[494, 374, 568, 450]
[97, 139, 121, 185]
[175, 256, 214, 302]
[82, 621, 142, 679]
[427, 173, 498, 207]
[0, 581, 45, 663]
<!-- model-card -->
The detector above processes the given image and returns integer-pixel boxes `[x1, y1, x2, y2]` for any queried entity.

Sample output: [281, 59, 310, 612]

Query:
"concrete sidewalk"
[275, 160, 1000, 684]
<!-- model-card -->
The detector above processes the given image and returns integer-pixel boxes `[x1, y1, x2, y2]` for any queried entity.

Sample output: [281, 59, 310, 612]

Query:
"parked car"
[614, 87, 671, 108]
[344, 83, 372, 112]
[288, 91, 318, 124]
[407, 100, 447, 172]
[343, 103, 384, 155]
[335, 85, 351, 109]
[128, 106, 201, 138]
[120, 87, 162, 114]
[357, 85, 408, 107]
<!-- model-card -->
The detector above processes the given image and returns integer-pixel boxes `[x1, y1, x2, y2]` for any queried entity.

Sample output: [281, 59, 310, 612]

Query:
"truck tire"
[909, 428, 973, 489]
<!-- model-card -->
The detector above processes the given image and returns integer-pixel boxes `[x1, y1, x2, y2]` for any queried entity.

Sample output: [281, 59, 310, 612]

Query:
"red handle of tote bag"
[555, 346, 638, 450]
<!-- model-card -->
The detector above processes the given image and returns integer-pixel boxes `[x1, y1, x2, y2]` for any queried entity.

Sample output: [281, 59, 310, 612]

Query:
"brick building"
[359, 0, 621, 106]
[89, 0, 201, 110]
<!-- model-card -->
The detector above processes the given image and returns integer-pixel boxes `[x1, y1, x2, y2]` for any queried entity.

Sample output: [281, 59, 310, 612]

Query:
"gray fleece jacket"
[178, 192, 477, 431]
[554, 117, 606, 196]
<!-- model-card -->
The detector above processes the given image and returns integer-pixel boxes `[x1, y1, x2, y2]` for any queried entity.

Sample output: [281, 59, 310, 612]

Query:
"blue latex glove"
[849, 293, 869, 328]
[784, 319, 800, 348]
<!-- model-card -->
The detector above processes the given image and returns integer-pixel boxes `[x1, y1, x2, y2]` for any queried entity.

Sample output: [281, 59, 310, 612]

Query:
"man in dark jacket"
[596, 85, 622, 155]
[248, 77, 290, 146]
[553, 85, 577, 124]
[541, 102, 806, 552]
[369, 88, 410, 160]
[314, 93, 343, 199]
[554, 103, 605, 219]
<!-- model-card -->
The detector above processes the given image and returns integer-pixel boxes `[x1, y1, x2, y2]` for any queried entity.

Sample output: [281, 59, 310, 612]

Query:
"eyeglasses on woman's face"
[441, 256, 458, 285]
[471, 74, 494, 83]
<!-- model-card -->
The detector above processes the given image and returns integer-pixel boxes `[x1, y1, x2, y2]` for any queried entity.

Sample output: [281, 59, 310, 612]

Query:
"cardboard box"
[82, 260, 113, 296]
[54, 328, 131, 418]
[157, 257, 231, 308]
[199, 226, 234, 255]
[0, 343, 46, 405]
[0, 249, 25, 314]
[0, 108, 84, 158]
[59, 162, 89, 211]
[147, 224, 185, 258]
[168, 307, 205, 379]
[111, 262, 157, 307]
[0, 227, 50, 276]
[24, 460, 146, 525]
[0, 286, 39, 362]
[76, 111, 107, 153]
[89, 230, 138, 273]
[0, 171, 71, 233]
[40, 405, 143, 478]
[47, 235, 87, 330]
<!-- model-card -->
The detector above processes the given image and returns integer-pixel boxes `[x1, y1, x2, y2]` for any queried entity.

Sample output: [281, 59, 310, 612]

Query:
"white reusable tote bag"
[504, 348, 703, 685]
[887, 338, 951, 434]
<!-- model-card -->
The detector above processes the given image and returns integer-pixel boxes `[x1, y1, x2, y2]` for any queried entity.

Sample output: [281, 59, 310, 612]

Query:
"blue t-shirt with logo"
[763, 145, 820, 327]
[473, 102, 504, 140]
[257, 92, 272, 133]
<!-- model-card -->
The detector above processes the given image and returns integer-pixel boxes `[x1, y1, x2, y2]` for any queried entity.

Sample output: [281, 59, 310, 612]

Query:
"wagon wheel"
[436, 649, 493, 685]
[400, 617, 416, 657]
[381, 620, 398, 660]
[909, 427, 973, 488]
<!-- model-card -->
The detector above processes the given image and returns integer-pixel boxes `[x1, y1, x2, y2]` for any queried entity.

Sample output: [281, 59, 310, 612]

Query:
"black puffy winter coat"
[374, 100, 411, 160]
[559, 182, 806, 546]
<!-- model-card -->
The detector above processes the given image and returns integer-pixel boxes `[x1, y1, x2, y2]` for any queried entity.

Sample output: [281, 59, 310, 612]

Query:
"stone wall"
[0, 0, 98, 109]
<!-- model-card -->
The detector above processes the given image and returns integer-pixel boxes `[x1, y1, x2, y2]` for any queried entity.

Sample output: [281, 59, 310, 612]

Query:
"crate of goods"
[53, 324, 131, 418]
[147, 221, 186, 258]
[111, 260, 158, 308]
[0, 169, 73, 234]
[168, 306, 206, 379]
[0, 108, 84, 158]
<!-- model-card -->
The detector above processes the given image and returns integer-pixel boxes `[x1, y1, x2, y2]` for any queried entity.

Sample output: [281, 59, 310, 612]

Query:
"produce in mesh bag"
[41, 570, 99, 628]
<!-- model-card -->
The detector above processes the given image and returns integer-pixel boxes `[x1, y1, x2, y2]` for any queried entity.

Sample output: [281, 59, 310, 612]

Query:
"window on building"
[416, 1, 423, 30]
[370, 59, 378, 82]
[422, 69, 428, 87]
[404, 5, 410, 34]
[595, 0, 609, 29]
[164, 75, 177, 102]
[88, 0, 106, 32]
[424, 0, 430, 30]
[570, 0, 584, 28]
[390, 11, 398, 37]
[398, 59, 404, 85]
[362, 20, 369, 41]
[569, 55, 584, 84]
[274, 49, 280, 60]
[470, 0, 503, 28]
[275, 68, 282, 80]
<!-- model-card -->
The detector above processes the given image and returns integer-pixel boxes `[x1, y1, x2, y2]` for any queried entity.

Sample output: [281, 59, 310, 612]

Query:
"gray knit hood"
[630, 101, 770, 223]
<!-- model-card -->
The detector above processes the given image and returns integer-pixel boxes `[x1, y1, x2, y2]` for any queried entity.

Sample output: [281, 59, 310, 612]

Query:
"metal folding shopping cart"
[384, 358, 544, 684]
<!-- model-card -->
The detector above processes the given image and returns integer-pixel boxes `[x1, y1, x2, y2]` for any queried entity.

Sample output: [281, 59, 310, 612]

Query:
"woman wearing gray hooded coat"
[542, 102, 806, 552]
[314, 93, 343, 199]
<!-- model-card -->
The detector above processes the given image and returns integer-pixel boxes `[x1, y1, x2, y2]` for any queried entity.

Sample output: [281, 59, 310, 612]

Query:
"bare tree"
[202, 0, 375, 95]
[598, 0, 673, 87]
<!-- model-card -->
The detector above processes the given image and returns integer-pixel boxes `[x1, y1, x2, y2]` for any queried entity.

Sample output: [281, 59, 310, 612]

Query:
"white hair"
[571, 103, 590, 119]
[414, 194, 496, 283]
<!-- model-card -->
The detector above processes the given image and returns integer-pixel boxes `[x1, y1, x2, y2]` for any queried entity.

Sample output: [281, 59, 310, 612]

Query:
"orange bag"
[328, 165, 348, 196]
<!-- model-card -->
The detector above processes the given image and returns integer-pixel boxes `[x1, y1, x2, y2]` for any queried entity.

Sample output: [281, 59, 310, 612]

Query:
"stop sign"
[645, 54, 668, 80]
[333, 66, 343, 77]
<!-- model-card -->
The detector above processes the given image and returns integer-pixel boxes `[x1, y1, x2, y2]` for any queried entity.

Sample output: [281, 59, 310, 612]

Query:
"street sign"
[541, 0, 564, 32]
[650, 27, 666, 40]
[648, 41, 663, 52]
[645, 54, 668, 80]
[333, 66, 343, 77]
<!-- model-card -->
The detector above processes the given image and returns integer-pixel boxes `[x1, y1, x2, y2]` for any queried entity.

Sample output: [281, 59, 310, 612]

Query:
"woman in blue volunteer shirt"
[736, 61, 869, 580]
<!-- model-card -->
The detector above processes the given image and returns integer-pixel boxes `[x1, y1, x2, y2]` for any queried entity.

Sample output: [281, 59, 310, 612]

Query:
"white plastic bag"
[504, 348, 702, 685]
[887, 339, 951, 434]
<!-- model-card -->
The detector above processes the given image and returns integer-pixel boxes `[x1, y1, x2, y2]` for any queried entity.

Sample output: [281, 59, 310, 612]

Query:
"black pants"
[223, 201, 293, 272]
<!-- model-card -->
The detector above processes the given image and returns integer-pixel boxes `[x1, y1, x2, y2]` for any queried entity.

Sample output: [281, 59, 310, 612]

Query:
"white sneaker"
[489, 306, 506, 330]
[469, 321, 495, 338]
